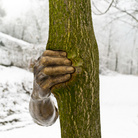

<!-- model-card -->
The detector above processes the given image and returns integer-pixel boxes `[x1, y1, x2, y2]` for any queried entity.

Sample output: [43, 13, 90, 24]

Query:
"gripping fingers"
[41, 74, 71, 89]
[43, 66, 75, 76]
[43, 50, 67, 57]
[40, 57, 71, 66]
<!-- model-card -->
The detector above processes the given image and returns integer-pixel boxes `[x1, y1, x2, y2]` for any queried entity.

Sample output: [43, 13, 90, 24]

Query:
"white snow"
[0, 32, 31, 46]
[0, 65, 33, 131]
[0, 32, 45, 69]
[100, 75, 138, 138]
[0, 66, 138, 138]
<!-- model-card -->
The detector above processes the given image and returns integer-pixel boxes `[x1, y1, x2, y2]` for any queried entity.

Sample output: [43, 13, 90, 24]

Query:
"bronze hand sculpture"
[29, 50, 75, 126]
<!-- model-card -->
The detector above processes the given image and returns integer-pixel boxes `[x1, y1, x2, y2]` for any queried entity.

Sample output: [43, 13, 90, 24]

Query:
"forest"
[0, 0, 138, 74]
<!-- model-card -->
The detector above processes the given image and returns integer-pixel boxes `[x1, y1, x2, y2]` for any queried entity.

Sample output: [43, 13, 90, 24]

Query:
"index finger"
[43, 50, 67, 57]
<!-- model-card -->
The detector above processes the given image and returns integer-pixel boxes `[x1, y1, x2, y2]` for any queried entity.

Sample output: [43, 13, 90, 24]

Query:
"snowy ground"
[0, 65, 33, 131]
[0, 65, 138, 138]
[100, 75, 138, 138]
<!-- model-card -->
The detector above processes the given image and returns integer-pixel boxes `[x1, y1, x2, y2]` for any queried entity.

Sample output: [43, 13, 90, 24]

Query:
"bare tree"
[92, 0, 138, 28]
[0, 3, 6, 17]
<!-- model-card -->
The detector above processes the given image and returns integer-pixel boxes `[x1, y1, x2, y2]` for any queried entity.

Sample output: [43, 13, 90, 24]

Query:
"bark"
[46, 0, 101, 137]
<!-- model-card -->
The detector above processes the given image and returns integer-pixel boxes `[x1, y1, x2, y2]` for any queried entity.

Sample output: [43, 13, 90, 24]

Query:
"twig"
[92, 0, 114, 15]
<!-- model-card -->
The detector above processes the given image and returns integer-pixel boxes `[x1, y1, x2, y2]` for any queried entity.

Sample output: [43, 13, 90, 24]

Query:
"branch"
[104, 0, 138, 22]
[103, 15, 138, 29]
[92, 0, 114, 15]
[114, 7, 138, 22]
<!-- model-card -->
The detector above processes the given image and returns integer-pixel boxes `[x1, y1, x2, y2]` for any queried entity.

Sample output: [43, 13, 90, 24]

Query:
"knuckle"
[43, 68, 50, 75]
[67, 66, 74, 72]
[60, 51, 67, 57]
[43, 50, 48, 56]
[40, 57, 46, 65]
[64, 59, 72, 65]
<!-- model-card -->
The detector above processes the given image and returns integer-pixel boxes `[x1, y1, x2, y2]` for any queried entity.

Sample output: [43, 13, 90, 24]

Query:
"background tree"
[46, 0, 101, 137]
[0, 1, 6, 25]
[92, 0, 138, 75]
[0, 1, 6, 18]
[1, 0, 137, 74]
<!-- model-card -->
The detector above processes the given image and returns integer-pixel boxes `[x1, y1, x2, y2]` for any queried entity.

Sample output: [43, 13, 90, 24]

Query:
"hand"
[31, 50, 75, 101]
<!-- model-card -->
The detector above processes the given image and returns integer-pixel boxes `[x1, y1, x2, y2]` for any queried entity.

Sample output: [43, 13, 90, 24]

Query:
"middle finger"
[40, 57, 72, 66]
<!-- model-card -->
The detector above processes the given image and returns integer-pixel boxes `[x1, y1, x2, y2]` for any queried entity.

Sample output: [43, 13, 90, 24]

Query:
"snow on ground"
[0, 65, 33, 131]
[0, 32, 45, 69]
[100, 75, 138, 138]
[0, 65, 138, 138]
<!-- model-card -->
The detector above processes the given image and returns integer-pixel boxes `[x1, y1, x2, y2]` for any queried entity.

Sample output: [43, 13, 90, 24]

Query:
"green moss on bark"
[47, 0, 101, 137]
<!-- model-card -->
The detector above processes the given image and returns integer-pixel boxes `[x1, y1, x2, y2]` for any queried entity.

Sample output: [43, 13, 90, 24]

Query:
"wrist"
[31, 81, 51, 102]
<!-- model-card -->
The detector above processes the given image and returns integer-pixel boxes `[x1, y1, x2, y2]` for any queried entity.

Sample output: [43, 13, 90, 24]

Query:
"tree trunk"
[46, 0, 101, 137]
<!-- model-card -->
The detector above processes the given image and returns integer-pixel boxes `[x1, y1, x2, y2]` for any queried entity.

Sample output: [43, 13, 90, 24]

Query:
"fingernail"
[61, 52, 67, 57]
[64, 59, 71, 65]
[67, 67, 75, 73]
